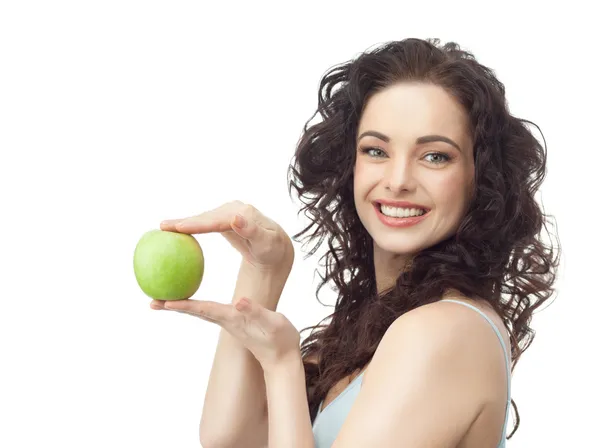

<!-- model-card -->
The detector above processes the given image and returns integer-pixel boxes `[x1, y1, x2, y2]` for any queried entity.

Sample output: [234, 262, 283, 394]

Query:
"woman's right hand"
[159, 200, 294, 272]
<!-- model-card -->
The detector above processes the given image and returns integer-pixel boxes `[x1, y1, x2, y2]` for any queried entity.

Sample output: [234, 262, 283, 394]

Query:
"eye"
[359, 147, 452, 164]
[423, 152, 451, 165]
[359, 146, 387, 158]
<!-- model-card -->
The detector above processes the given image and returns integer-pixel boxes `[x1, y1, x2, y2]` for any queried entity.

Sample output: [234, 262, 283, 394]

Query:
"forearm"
[263, 352, 315, 448]
[200, 254, 293, 446]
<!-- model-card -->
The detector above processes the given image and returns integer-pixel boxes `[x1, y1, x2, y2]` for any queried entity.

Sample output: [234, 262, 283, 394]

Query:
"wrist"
[235, 259, 291, 312]
[262, 349, 304, 379]
[244, 238, 294, 275]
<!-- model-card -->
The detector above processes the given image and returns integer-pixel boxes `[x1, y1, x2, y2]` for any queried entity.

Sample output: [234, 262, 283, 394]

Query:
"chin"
[373, 239, 429, 257]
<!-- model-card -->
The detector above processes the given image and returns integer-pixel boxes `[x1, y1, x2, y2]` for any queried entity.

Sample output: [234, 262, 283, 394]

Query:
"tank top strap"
[438, 299, 511, 440]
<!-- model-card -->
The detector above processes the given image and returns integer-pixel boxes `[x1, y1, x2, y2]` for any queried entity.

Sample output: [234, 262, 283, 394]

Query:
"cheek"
[353, 162, 375, 190]
[353, 160, 367, 178]
[435, 173, 471, 211]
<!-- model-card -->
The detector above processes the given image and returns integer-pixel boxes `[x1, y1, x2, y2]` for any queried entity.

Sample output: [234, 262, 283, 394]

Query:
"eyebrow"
[357, 130, 462, 153]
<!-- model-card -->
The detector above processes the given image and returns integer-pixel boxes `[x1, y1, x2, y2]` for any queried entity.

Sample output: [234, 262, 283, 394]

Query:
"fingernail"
[234, 214, 247, 229]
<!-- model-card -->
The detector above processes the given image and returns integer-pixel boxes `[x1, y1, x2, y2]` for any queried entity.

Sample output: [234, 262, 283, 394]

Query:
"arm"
[330, 301, 508, 447]
[255, 300, 500, 448]
[200, 251, 293, 448]
[262, 350, 315, 448]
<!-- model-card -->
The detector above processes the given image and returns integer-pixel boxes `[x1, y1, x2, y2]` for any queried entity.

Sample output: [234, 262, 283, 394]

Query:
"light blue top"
[311, 299, 512, 447]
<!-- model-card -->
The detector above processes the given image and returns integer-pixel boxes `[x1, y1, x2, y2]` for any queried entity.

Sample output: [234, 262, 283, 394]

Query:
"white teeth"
[380, 205, 426, 218]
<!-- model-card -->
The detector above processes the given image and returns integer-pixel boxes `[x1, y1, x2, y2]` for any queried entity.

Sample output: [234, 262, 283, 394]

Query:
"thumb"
[235, 297, 270, 322]
[235, 297, 278, 333]
[235, 296, 260, 315]
[231, 213, 274, 243]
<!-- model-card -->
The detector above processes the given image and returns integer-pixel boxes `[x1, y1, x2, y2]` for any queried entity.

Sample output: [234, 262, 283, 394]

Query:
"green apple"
[133, 229, 204, 300]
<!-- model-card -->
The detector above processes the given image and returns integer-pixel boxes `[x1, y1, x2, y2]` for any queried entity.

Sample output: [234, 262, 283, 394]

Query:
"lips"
[373, 203, 430, 228]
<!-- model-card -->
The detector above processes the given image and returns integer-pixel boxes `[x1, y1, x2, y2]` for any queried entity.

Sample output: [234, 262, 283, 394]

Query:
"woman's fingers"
[161, 202, 245, 233]
[234, 298, 276, 333]
[159, 219, 183, 230]
[173, 209, 233, 234]
[161, 203, 278, 251]
[152, 297, 300, 369]
[164, 299, 234, 321]
[161, 202, 276, 235]
[159, 200, 292, 269]
[150, 299, 170, 310]
[157, 297, 271, 331]
[150, 299, 222, 323]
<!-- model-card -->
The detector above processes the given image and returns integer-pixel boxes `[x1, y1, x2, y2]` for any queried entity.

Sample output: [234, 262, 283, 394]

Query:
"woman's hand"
[162, 296, 301, 370]
[150, 201, 294, 311]
[160, 200, 294, 271]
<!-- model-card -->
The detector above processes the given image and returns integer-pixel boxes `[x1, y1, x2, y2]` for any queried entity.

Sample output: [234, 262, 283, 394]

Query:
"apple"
[133, 229, 204, 300]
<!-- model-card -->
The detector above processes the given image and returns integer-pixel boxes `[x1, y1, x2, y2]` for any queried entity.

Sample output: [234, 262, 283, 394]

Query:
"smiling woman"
[352, 81, 476, 275]
[156, 37, 560, 448]
[287, 37, 561, 447]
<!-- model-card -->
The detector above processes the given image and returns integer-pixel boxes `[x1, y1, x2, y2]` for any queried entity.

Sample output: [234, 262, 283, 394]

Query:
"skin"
[311, 82, 509, 446]
[353, 82, 475, 293]
[329, 300, 511, 447]
[255, 82, 509, 448]
[154, 83, 511, 447]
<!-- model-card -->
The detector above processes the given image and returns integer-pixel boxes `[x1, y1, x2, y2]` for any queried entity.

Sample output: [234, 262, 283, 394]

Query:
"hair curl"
[286, 38, 561, 439]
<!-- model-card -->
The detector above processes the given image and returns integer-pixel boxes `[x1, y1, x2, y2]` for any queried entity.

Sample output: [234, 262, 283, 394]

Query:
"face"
[353, 82, 475, 288]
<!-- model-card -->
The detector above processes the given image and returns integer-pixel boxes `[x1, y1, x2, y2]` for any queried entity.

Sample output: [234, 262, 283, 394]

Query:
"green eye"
[424, 153, 451, 164]
[360, 147, 386, 157]
[359, 147, 452, 164]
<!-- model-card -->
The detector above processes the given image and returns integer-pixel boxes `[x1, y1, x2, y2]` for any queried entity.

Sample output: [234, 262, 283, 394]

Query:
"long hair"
[287, 38, 561, 439]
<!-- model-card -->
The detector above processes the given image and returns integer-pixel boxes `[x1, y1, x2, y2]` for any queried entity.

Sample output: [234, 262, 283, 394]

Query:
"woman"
[154, 38, 560, 447]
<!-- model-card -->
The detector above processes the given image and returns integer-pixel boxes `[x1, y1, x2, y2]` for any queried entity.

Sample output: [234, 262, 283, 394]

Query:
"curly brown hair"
[286, 38, 561, 439]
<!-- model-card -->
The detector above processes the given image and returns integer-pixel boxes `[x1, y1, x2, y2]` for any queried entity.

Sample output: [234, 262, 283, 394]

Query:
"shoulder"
[367, 296, 511, 415]
[388, 296, 508, 346]
[374, 297, 509, 385]
[331, 297, 510, 446]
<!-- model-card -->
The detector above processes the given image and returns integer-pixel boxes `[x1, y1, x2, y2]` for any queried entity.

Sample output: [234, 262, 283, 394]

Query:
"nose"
[384, 155, 416, 193]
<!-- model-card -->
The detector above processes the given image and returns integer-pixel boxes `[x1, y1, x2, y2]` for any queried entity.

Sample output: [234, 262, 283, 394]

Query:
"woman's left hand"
[151, 297, 301, 370]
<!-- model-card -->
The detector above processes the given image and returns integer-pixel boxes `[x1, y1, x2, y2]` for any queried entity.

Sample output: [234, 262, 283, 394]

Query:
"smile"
[373, 203, 431, 228]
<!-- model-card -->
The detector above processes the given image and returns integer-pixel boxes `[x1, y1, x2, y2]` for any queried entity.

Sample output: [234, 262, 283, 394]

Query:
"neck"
[373, 247, 413, 295]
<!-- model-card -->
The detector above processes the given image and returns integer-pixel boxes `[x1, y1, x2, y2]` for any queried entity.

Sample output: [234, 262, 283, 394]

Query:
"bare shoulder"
[422, 294, 511, 358]
[381, 296, 511, 382]
[371, 296, 510, 425]
[330, 296, 511, 446]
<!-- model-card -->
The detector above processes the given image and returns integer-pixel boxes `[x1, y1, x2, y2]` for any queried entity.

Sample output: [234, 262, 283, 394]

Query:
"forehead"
[358, 83, 471, 144]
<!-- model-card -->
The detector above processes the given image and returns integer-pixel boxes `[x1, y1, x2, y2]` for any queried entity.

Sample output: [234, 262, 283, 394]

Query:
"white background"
[1, 1, 597, 446]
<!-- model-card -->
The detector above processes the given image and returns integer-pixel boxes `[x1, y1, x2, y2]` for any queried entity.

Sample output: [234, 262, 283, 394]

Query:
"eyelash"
[359, 147, 452, 165]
